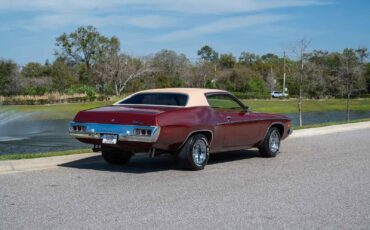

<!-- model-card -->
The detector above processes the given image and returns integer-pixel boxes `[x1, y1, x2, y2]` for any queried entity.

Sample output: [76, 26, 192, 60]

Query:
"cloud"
[0, 0, 330, 14]
[12, 14, 176, 30]
[154, 14, 289, 41]
[0, 0, 329, 32]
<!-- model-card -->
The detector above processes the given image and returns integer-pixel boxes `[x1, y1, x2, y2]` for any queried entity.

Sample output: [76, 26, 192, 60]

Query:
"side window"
[206, 94, 244, 111]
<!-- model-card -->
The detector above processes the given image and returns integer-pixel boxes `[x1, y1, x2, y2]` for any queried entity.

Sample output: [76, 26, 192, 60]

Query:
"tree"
[219, 53, 236, 69]
[196, 46, 219, 87]
[355, 47, 369, 64]
[261, 53, 279, 62]
[292, 38, 311, 127]
[197, 45, 219, 62]
[151, 50, 190, 88]
[95, 54, 156, 96]
[21, 62, 44, 78]
[51, 58, 77, 92]
[239, 52, 259, 65]
[0, 59, 21, 96]
[55, 26, 120, 74]
[364, 63, 370, 93]
[192, 62, 215, 88]
[338, 48, 365, 121]
[152, 50, 190, 76]
[265, 67, 276, 97]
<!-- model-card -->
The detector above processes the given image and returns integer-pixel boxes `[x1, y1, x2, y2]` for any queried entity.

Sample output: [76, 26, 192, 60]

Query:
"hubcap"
[192, 139, 208, 166]
[269, 130, 280, 153]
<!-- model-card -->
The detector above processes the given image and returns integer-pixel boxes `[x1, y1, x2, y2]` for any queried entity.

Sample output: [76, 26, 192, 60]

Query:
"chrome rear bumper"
[69, 122, 160, 143]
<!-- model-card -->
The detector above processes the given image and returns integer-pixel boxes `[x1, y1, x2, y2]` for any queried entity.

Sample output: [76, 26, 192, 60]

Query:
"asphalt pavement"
[1, 128, 370, 229]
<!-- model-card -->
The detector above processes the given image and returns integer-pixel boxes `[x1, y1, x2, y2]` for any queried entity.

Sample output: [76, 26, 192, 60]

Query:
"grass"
[0, 92, 87, 102]
[0, 100, 114, 120]
[243, 98, 370, 114]
[0, 96, 124, 120]
[0, 148, 91, 160]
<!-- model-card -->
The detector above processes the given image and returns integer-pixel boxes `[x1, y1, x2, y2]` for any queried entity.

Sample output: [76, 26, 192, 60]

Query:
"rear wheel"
[258, 127, 281, 158]
[175, 134, 209, 170]
[102, 150, 132, 165]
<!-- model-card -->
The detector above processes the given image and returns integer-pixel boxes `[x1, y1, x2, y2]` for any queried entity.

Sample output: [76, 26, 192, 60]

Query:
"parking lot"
[1, 128, 370, 229]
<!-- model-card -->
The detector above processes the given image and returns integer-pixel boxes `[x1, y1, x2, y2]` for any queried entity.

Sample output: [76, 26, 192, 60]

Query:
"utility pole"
[283, 51, 286, 96]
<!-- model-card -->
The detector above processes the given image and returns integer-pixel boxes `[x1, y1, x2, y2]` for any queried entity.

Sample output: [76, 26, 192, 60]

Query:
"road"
[1, 128, 370, 229]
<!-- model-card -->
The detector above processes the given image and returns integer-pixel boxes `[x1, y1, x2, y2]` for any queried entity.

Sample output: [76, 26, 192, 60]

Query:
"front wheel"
[258, 127, 281, 158]
[175, 134, 210, 170]
[102, 150, 132, 165]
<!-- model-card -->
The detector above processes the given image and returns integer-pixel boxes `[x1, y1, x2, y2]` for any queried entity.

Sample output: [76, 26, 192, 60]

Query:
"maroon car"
[69, 88, 292, 170]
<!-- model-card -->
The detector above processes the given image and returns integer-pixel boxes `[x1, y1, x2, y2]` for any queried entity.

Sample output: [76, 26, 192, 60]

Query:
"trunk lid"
[74, 105, 179, 126]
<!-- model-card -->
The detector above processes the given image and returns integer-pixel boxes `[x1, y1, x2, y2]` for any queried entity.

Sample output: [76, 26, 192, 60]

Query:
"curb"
[1, 121, 370, 175]
[0, 153, 99, 174]
[290, 121, 370, 139]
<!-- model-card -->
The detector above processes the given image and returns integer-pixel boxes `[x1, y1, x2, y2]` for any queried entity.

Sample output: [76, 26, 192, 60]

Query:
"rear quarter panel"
[154, 107, 215, 151]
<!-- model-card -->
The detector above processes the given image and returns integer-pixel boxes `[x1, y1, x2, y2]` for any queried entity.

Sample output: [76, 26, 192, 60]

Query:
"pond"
[1, 110, 370, 155]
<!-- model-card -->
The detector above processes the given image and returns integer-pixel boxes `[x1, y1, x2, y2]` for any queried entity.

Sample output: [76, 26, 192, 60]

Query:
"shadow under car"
[59, 149, 263, 174]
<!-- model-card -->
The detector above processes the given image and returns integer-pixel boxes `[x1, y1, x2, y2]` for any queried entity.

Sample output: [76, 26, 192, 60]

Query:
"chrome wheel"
[269, 130, 280, 153]
[192, 139, 208, 166]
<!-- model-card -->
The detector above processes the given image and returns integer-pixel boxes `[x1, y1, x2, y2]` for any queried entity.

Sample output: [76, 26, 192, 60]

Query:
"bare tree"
[339, 49, 364, 121]
[95, 54, 156, 96]
[265, 66, 276, 99]
[192, 61, 215, 88]
[292, 38, 311, 127]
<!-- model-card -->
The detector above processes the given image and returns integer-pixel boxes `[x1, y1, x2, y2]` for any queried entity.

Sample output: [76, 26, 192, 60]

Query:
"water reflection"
[0, 111, 89, 154]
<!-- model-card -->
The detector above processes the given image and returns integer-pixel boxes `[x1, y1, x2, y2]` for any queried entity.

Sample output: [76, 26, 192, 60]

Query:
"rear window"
[119, 93, 188, 106]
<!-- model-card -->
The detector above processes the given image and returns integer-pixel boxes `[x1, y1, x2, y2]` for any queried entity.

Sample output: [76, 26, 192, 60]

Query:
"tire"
[102, 150, 132, 165]
[258, 127, 281, 158]
[175, 134, 210, 170]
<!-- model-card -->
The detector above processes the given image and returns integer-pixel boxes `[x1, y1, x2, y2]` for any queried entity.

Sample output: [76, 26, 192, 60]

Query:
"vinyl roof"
[115, 88, 228, 107]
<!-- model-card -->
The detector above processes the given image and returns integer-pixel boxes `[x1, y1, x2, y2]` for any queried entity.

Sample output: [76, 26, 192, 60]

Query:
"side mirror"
[244, 107, 251, 113]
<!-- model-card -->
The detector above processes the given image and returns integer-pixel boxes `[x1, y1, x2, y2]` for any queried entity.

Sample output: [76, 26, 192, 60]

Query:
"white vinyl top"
[114, 88, 228, 107]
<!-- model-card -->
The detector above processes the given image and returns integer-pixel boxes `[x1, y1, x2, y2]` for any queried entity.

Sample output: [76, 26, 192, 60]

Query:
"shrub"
[66, 85, 96, 99]
[23, 86, 48, 96]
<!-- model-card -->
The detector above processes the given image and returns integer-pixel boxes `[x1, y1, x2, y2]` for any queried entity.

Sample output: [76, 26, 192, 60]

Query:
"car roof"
[140, 87, 226, 94]
[115, 88, 229, 107]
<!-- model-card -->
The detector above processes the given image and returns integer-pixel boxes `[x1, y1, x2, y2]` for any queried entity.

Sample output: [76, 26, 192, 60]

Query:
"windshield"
[118, 93, 188, 106]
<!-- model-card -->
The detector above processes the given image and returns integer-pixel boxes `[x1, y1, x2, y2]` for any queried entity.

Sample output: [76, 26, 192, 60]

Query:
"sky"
[0, 0, 369, 65]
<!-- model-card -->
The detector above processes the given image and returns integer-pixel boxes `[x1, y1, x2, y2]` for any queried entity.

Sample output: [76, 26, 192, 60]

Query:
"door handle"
[225, 116, 232, 122]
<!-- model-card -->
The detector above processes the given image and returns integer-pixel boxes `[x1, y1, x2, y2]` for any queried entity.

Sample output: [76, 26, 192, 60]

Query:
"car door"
[206, 93, 261, 149]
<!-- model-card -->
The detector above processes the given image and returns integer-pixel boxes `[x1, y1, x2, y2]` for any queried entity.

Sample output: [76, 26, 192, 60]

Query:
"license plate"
[102, 134, 118, 144]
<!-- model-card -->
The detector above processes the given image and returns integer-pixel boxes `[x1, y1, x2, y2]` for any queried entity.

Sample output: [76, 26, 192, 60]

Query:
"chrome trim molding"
[69, 122, 160, 143]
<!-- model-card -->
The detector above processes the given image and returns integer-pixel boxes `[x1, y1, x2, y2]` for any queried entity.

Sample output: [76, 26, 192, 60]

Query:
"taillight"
[73, 125, 86, 132]
[134, 128, 152, 136]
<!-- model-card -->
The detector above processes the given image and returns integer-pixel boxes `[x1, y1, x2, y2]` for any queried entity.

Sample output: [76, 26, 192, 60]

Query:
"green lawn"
[0, 149, 91, 160]
[0, 100, 114, 120]
[243, 98, 370, 114]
